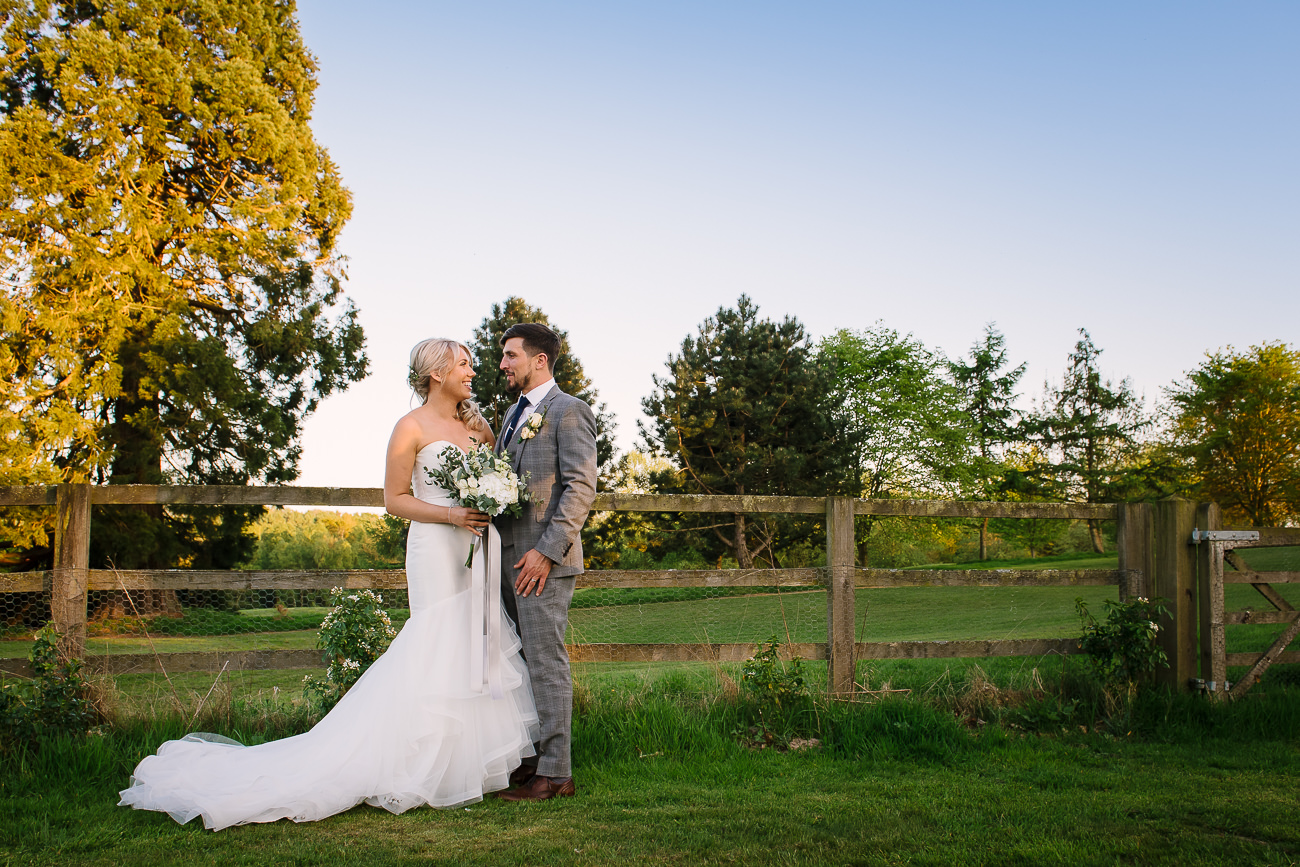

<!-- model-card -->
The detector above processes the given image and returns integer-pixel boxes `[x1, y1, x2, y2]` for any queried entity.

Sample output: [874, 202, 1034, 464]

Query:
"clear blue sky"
[290, 1, 1299, 489]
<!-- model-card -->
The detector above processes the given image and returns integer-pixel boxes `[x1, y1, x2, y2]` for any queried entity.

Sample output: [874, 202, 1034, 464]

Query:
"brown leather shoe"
[497, 774, 576, 802]
[508, 764, 536, 788]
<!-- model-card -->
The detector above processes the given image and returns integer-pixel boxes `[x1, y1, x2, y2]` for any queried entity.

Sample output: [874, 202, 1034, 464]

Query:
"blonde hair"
[408, 338, 489, 433]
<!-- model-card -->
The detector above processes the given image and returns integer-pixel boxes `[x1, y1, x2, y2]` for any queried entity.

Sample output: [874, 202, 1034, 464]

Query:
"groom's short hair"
[501, 323, 561, 373]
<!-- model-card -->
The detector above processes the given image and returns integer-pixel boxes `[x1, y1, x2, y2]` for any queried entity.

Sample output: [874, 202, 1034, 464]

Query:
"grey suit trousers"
[501, 552, 574, 778]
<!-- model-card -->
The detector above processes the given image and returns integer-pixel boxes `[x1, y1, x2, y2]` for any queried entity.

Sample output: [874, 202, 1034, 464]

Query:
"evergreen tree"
[0, 0, 365, 578]
[641, 295, 850, 568]
[1166, 342, 1300, 526]
[949, 323, 1026, 559]
[1026, 329, 1146, 553]
[466, 296, 616, 477]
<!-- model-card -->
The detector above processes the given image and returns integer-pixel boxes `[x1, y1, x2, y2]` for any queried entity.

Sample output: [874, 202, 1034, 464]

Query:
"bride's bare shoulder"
[388, 409, 430, 451]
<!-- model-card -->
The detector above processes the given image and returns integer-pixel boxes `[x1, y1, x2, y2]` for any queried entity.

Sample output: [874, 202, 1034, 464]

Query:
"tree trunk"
[1088, 518, 1105, 554]
[734, 512, 753, 569]
[101, 333, 183, 617]
[979, 517, 989, 561]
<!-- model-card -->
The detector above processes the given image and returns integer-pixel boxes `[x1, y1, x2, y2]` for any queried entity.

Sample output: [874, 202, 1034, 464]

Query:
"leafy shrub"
[0, 624, 94, 751]
[742, 639, 807, 708]
[740, 639, 811, 743]
[302, 588, 397, 712]
[1075, 596, 1170, 690]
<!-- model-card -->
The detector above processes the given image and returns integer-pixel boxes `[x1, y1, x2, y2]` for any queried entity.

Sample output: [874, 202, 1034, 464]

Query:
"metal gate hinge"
[1191, 529, 1259, 543]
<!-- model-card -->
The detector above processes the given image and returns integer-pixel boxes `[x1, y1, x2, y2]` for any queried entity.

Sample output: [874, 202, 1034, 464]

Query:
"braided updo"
[408, 338, 489, 433]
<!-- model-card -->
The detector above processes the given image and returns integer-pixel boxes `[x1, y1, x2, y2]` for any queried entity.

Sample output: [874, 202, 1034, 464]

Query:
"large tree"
[949, 323, 1026, 559]
[0, 0, 366, 573]
[819, 326, 973, 501]
[817, 326, 974, 565]
[1025, 329, 1146, 553]
[642, 295, 850, 568]
[1166, 342, 1300, 526]
[466, 295, 616, 478]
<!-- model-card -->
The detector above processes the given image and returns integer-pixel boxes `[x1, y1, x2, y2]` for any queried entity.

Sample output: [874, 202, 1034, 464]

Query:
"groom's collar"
[519, 378, 556, 407]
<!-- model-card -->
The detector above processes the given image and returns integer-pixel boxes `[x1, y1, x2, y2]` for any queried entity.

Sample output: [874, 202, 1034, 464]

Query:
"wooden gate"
[1198, 527, 1300, 698]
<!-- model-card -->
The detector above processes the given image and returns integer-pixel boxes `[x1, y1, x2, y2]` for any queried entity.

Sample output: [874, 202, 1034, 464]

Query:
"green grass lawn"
[5, 554, 1299, 864]
[9, 740, 1300, 866]
[4, 661, 1300, 867]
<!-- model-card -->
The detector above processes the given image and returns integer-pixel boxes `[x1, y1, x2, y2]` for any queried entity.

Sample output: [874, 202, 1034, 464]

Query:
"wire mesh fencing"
[3, 486, 1183, 715]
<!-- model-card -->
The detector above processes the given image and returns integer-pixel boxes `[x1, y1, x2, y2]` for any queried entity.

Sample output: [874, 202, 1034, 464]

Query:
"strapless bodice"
[412, 441, 461, 506]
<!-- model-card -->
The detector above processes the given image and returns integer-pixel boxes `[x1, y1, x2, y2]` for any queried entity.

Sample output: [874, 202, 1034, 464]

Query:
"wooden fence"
[2, 484, 1173, 694]
[1188, 502, 1300, 699]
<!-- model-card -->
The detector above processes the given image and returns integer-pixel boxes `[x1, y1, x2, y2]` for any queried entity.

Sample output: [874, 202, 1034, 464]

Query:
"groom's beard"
[504, 368, 536, 395]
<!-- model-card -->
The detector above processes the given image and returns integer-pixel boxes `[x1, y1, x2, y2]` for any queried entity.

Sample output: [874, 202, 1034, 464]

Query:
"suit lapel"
[510, 388, 562, 472]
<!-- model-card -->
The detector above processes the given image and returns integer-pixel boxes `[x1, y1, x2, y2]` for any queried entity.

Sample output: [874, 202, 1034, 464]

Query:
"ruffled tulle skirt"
[117, 581, 539, 831]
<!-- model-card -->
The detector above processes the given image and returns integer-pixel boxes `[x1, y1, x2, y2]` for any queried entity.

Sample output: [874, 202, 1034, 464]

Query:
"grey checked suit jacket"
[496, 387, 598, 575]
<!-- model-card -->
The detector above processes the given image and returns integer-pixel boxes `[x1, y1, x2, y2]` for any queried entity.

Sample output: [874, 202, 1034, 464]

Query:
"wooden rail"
[1, 484, 1146, 693]
[1197, 522, 1300, 698]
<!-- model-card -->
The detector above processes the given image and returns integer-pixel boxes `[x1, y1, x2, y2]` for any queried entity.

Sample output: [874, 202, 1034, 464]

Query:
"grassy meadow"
[4, 549, 1300, 865]
[3, 657, 1300, 866]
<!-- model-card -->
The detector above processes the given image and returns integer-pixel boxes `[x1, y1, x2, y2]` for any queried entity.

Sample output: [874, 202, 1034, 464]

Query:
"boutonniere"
[517, 407, 548, 442]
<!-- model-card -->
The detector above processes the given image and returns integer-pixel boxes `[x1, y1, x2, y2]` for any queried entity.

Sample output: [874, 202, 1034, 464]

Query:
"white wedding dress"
[118, 442, 539, 830]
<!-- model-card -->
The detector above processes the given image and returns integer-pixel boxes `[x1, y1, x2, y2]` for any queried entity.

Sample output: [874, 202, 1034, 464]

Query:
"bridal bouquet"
[425, 442, 530, 564]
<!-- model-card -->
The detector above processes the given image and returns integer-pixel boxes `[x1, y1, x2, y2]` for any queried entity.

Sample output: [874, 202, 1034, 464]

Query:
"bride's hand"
[450, 506, 490, 536]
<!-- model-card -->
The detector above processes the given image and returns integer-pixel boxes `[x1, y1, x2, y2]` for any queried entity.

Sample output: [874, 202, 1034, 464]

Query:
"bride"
[118, 338, 539, 830]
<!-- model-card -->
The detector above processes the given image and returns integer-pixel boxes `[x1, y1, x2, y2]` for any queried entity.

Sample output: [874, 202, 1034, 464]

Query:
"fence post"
[825, 496, 855, 695]
[1116, 502, 1153, 601]
[1195, 502, 1221, 691]
[52, 483, 91, 661]
[1151, 498, 1199, 690]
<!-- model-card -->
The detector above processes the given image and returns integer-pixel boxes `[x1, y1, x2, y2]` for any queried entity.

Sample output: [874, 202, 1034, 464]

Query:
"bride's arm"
[471, 415, 496, 449]
[383, 417, 485, 532]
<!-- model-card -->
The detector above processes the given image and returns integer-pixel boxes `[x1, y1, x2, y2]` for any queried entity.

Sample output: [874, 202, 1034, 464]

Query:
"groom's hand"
[514, 549, 554, 597]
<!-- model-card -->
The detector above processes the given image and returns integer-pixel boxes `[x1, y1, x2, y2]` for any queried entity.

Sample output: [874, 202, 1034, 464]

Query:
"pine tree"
[0, 0, 366, 578]
[641, 295, 849, 568]
[1027, 329, 1146, 553]
[949, 323, 1026, 559]
[466, 296, 616, 477]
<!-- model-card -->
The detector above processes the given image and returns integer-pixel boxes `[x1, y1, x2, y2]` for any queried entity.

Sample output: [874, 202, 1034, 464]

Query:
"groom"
[493, 322, 598, 801]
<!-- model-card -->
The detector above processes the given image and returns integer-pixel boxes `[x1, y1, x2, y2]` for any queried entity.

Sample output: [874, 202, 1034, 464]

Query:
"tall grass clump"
[573, 668, 747, 765]
[572, 651, 983, 767]
[1127, 684, 1300, 743]
[819, 696, 975, 762]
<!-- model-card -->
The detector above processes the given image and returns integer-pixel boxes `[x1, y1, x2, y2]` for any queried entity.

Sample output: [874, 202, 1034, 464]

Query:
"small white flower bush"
[303, 588, 397, 712]
[1075, 596, 1170, 690]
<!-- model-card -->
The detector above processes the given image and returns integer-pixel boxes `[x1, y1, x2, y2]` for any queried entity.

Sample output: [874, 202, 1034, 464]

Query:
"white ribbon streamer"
[468, 522, 504, 699]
